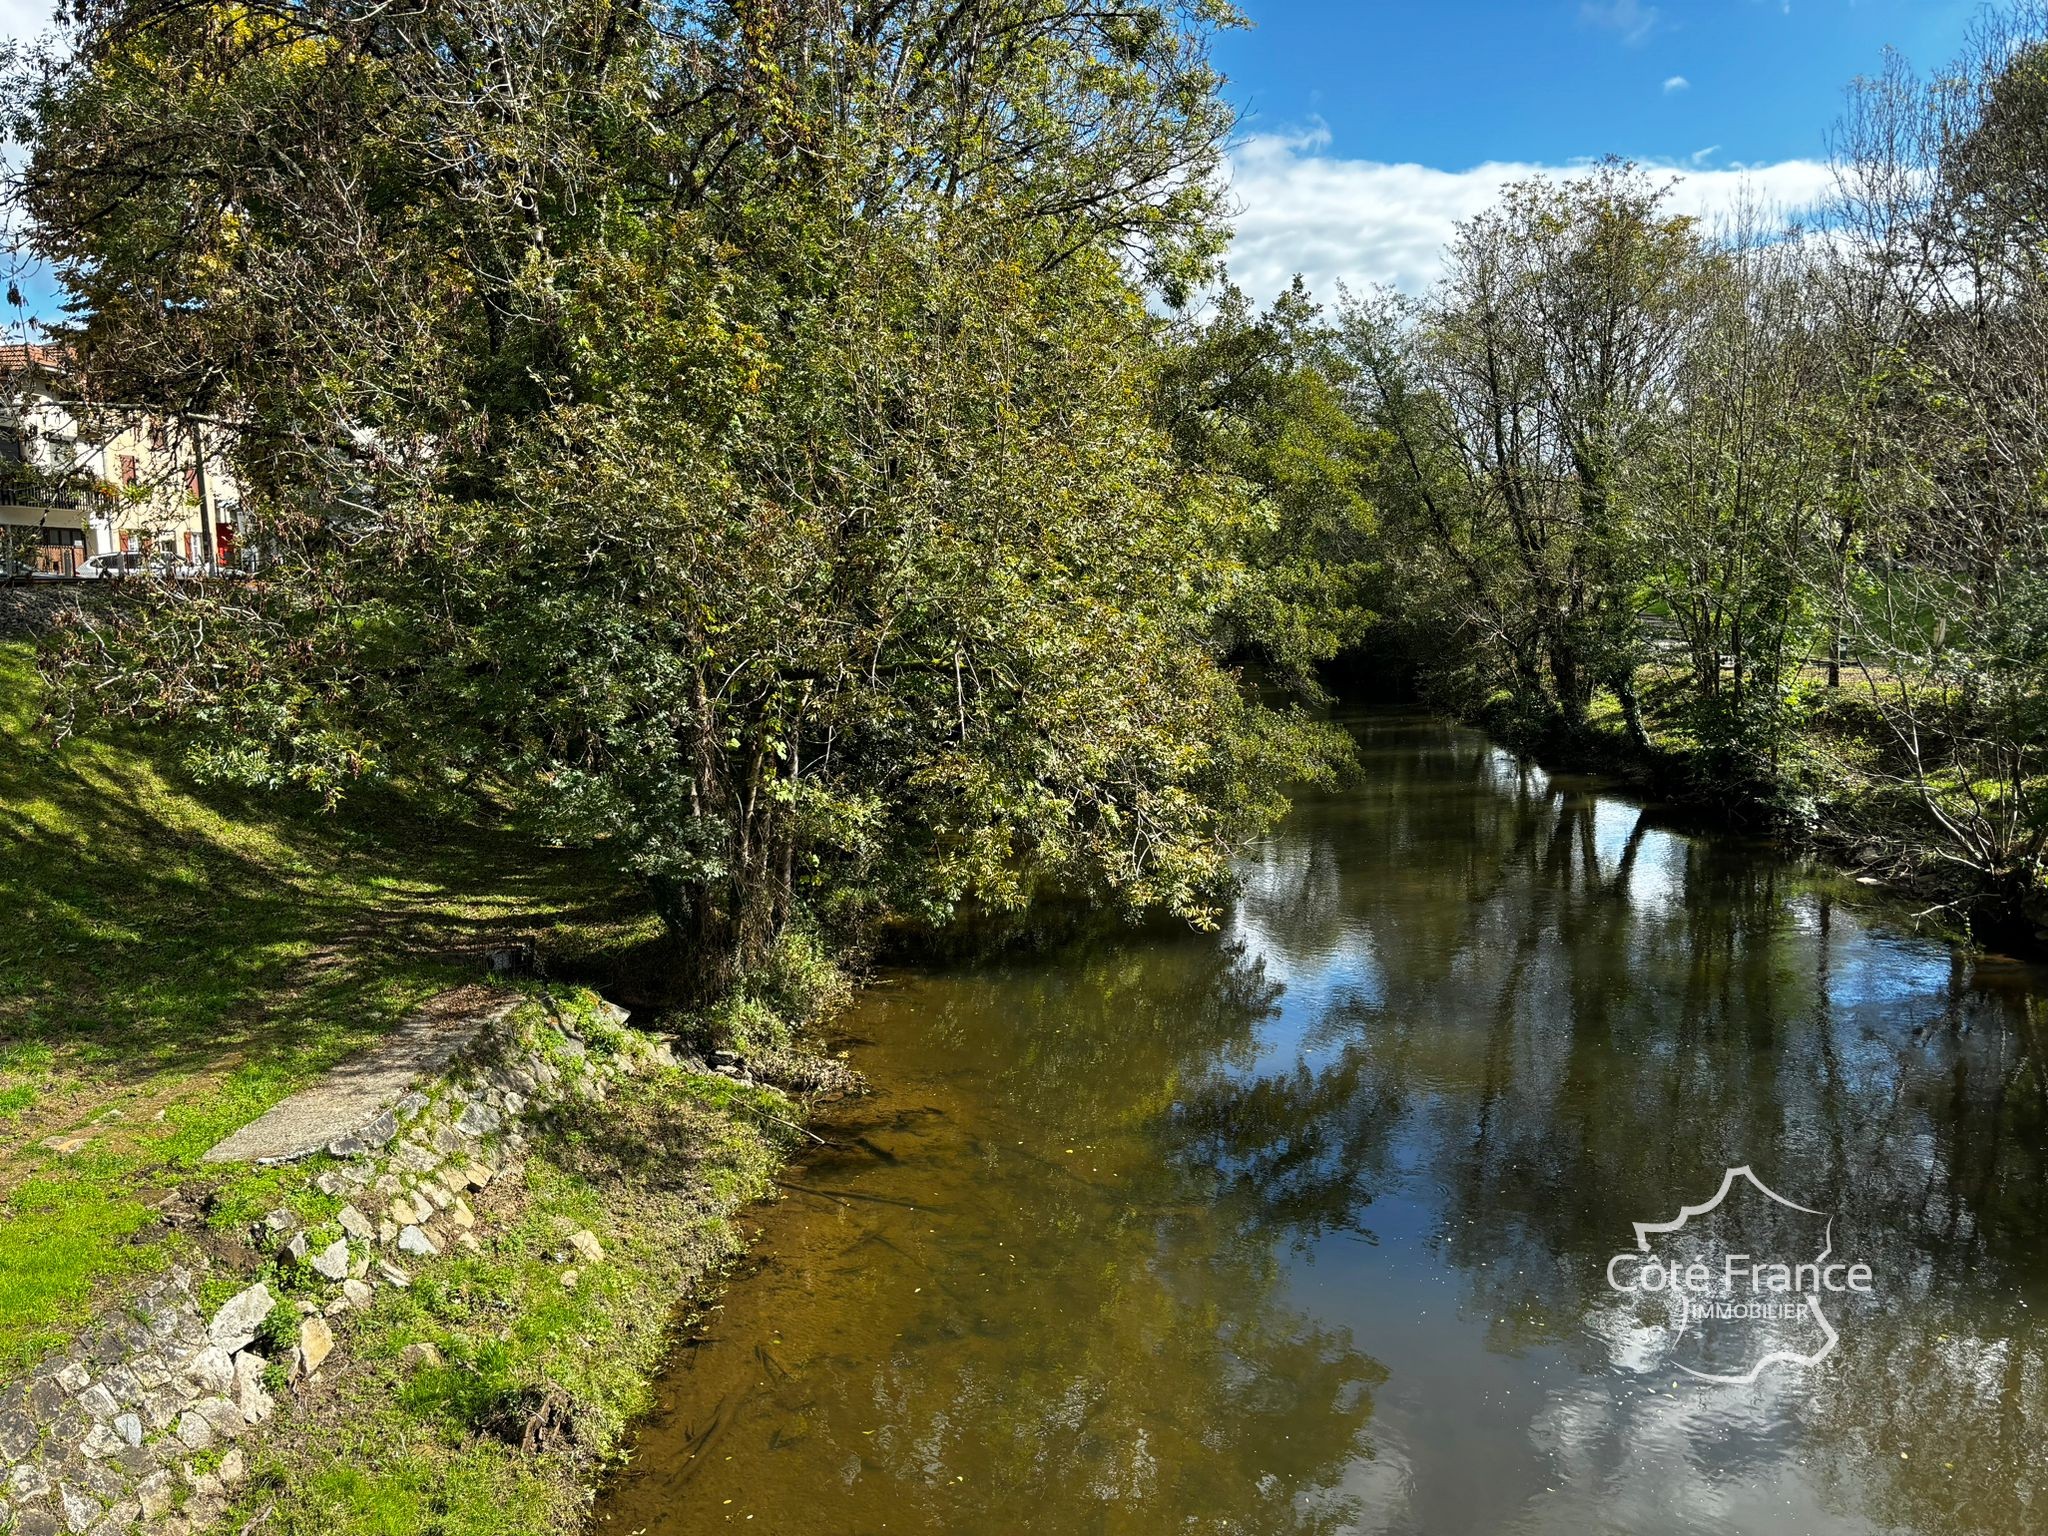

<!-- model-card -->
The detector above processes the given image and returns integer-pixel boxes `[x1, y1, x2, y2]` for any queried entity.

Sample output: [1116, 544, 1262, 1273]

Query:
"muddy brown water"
[594, 714, 2048, 1535]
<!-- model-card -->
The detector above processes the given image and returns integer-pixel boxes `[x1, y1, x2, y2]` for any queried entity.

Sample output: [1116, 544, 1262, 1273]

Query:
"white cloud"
[1221, 130, 1837, 303]
[1580, 0, 1663, 46]
[1663, 75, 1691, 93]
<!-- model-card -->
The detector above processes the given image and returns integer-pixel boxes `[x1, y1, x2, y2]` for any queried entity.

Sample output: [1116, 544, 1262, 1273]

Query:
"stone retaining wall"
[0, 992, 671, 1536]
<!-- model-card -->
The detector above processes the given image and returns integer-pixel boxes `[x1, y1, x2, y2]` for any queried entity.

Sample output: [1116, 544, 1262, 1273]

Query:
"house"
[0, 343, 246, 574]
[0, 343, 93, 572]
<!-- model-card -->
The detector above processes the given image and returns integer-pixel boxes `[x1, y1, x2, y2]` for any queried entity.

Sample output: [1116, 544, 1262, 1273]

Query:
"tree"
[1155, 278, 1382, 698]
[1631, 221, 1839, 795]
[1825, 5, 2048, 899]
[1341, 163, 1712, 744]
[9, 0, 1339, 994]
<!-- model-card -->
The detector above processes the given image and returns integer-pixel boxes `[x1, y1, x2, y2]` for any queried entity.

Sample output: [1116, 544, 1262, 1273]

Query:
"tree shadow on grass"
[0, 644, 646, 1099]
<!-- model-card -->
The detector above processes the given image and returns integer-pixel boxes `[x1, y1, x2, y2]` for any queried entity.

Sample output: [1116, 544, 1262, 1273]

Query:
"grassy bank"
[0, 621, 851, 1534]
[210, 1017, 803, 1535]
[0, 632, 648, 1368]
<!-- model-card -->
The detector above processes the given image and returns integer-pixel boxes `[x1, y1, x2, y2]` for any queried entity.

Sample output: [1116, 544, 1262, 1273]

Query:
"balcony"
[0, 475, 96, 512]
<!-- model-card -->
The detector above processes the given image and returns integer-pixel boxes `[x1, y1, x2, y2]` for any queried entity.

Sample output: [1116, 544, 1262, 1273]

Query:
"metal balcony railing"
[0, 478, 94, 510]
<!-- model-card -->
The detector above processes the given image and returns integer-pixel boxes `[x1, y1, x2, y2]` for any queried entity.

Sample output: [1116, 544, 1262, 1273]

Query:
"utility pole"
[188, 414, 215, 575]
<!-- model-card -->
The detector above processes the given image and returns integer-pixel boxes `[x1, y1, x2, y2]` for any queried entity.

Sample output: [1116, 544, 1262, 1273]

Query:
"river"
[594, 713, 2048, 1535]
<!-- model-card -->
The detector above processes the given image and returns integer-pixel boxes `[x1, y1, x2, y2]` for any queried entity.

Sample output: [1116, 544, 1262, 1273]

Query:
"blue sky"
[0, 0, 1992, 331]
[1212, 0, 1983, 301]
[1216, 1, 1977, 171]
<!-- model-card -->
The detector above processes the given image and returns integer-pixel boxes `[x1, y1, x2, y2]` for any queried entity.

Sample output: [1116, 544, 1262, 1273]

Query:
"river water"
[594, 714, 2048, 1535]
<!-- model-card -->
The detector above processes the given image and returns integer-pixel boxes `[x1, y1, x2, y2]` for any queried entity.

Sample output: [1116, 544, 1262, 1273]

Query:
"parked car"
[0, 558, 34, 583]
[79, 551, 147, 579]
[76, 550, 209, 580]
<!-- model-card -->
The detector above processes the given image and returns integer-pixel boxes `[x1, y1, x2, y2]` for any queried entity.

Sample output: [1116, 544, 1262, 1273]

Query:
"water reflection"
[597, 713, 2048, 1535]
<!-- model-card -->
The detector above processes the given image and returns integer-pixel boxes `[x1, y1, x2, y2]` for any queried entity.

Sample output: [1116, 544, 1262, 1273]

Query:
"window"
[118, 454, 138, 486]
[148, 421, 168, 454]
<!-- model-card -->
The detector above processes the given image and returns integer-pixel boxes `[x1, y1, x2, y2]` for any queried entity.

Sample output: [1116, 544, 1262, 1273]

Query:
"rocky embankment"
[0, 990, 704, 1535]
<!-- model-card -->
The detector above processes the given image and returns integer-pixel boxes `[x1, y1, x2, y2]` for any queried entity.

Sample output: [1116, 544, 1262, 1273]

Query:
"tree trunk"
[645, 871, 764, 1005]
[1614, 668, 1651, 754]
[1549, 642, 1586, 734]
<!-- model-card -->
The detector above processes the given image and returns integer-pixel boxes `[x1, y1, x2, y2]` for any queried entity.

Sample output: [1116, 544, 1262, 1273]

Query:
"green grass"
[0, 637, 650, 1372]
[0, 1168, 164, 1351]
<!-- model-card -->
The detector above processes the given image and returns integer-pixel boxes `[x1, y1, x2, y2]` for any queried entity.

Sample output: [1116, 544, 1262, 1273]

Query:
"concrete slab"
[201, 986, 518, 1165]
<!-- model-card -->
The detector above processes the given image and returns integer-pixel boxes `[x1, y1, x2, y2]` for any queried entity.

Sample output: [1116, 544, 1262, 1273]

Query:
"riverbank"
[198, 993, 826, 1536]
[1447, 662, 2048, 956]
[0, 631, 849, 1532]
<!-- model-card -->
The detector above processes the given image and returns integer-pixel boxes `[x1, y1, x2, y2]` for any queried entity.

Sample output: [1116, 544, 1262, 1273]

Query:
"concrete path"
[202, 985, 517, 1164]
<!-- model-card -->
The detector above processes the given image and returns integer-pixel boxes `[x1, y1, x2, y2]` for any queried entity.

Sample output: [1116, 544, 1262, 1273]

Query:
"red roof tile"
[0, 342, 71, 375]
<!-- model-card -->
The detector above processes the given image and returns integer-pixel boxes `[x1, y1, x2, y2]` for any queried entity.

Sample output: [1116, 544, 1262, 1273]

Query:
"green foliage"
[253, 1301, 301, 1359]
[1622, 227, 1842, 790]
[1157, 279, 1382, 694]
[1344, 163, 1715, 737]
[705, 995, 790, 1057]
[1337, 125, 2048, 891]
[1821, 11, 2048, 885]
[1676, 687, 1821, 825]
[741, 925, 851, 1028]
[13, 0, 1337, 995]
[686, 923, 849, 1055]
